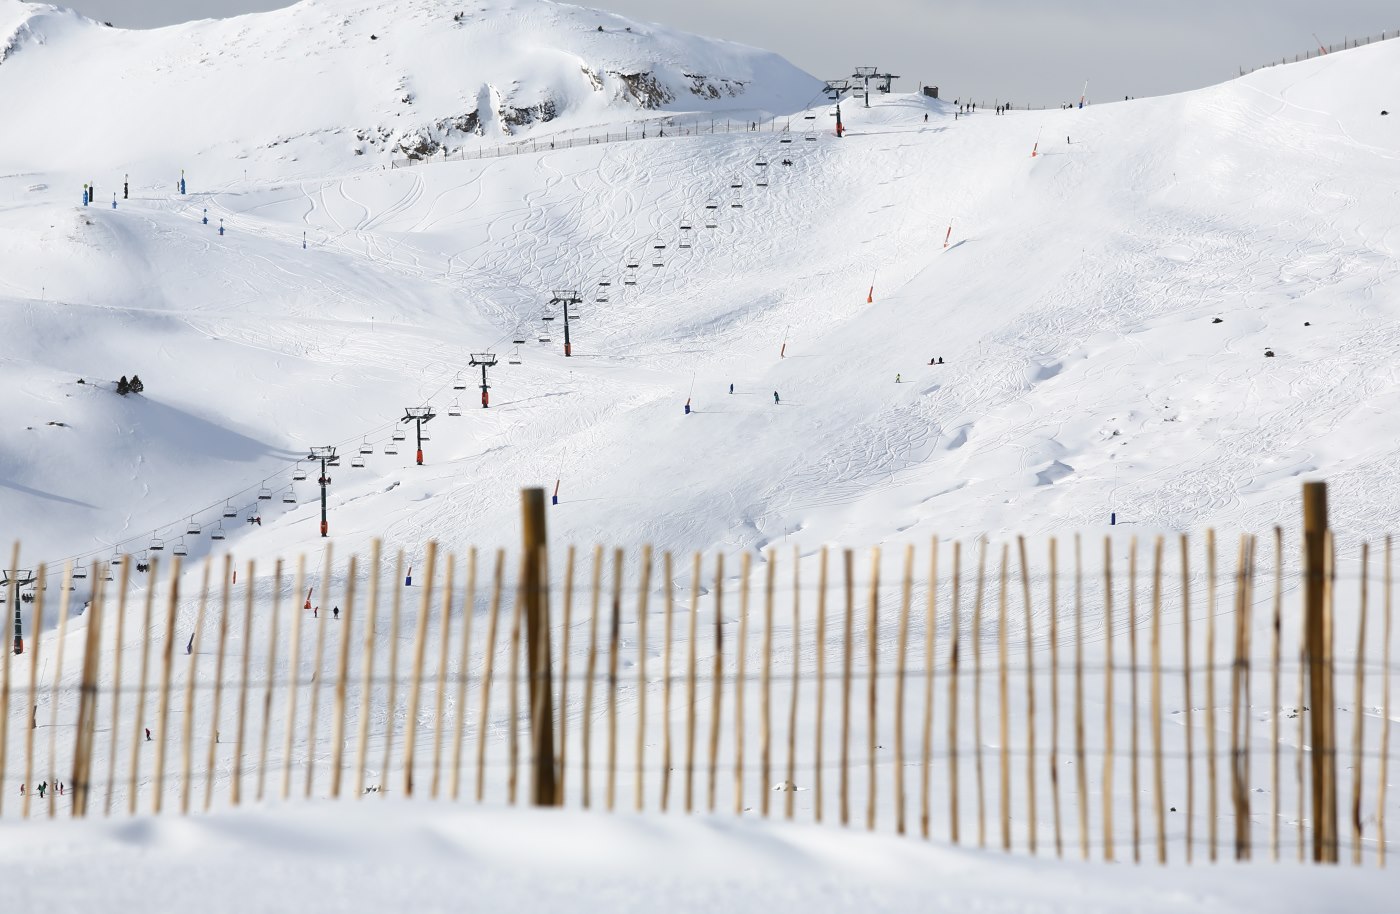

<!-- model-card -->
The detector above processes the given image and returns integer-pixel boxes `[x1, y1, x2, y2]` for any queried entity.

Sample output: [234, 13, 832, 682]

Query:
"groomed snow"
[4, 802, 1396, 913]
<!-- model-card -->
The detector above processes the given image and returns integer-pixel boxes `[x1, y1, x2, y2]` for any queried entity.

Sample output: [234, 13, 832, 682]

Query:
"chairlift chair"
[149, 537, 165, 552]
[652, 253, 664, 268]
[351, 454, 365, 468]
[173, 538, 189, 557]
[110, 548, 123, 567]
[282, 489, 297, 504]
[623, 270, 638, 286]
[705, 200, 719, 210]
[223, 502, 238, 518]
[625, 254, 641, 269]
[780, 136, 794, 144]
[293, 464, 307, 482]
[73, 565, 88, 580]
[449, 399, 462, 417]
[679, 235, 692, 250]
[359, 440, 374, 455]
[453, 372, 467, 391]
[508, 345, 523, 365]
[258, 486, 273, 501]
[730, 180, 742, 189]
[392, 429, 406, 441]
[187, 518, 201, 535]
[210, 524, 226, 541]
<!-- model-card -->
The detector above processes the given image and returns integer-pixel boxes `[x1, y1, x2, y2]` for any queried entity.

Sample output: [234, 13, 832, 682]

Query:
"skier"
[145, 727, 152, 741]
[896, 373, 901, 383]
[684, 399, 691, 415]
[37, 782, 46, 799]
[57, 781, 63, 796]
[728, 383, 734, 395]
[18, 784, 23, 796]
[313, 606, 319, 618]
[124, 176, 129, 199]
[924, 113, 928, 123]
[773, 391, 780, 405]
[332, 606, 340, 620]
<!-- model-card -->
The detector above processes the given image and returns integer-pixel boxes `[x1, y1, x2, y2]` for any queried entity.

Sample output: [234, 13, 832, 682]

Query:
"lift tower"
[470, 352, 499, 408]
[307, 445, 339, 537]
[549, 290, 584, 357]
[852, 66, 899, 108]
[3, 568, 35, 654]
[403, 406, 437, 466]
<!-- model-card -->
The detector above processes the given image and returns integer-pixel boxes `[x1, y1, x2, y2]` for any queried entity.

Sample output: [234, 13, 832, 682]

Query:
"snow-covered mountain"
[0, 0, 822, 179]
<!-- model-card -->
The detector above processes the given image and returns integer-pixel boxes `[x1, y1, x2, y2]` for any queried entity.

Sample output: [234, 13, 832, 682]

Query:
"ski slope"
[0, 0, 1398, 882]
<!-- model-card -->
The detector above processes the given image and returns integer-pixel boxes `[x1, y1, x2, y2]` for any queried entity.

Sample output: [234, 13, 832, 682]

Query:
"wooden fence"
[0, 482, 1393, 865]
[1240, 28, 1399, 77]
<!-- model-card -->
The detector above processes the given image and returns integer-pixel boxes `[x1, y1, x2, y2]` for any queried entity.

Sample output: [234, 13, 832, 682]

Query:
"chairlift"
[652, 253, 664, 268]
[384, 441, 399, 455]
[625, 254, 641, 269]
[359, 440, 374, 456]
[780, 136, 794, 144]
[508, 345, 523, 365]
[223, 501, 238, 518]
[756, 159, 768, 167]
[623, 270, 638, 286]
[149, 537, 165, 552]
[351, 454, 365, 468]
[258, 486, 273, 501]
[392, 429, 406, 441]
[173, 538, 189, 557]
[187, 518, 201, 535]
[453, 373, 467, 391]
[282, 489, 297, 504]
[705, 200, 719, 210]
[110, 548, 123, 567]
[730, 180, 743, 189]
[804, 114, 817, 121]
[211, 524, 226, 541]
[679, 235, 692, 250]
[653, 240, 667, 250]
[680, 218, 693, 231]
[74, 565, 88, 580]
[293, 464, 307, 482]
[449, 399, 462, 417]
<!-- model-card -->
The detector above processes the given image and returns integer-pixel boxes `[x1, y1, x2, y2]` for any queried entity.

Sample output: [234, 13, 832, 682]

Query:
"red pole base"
[13, 637, 22, 655]
[482, 392, 489, 408]
[320, 521, 328, 537]
[565, 342, 572, 357]
[416, 450, 424, 466]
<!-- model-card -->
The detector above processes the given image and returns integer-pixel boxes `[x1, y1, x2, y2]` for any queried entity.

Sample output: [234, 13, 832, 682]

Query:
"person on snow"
[896, 373, 901, 383]
[924, 113, 928, 123]
[332, 606, 340, 620]
[37, 782, 46, 799]
[313, 606, 319, 618]
[145, 727, 152, 741]
[773, 391, 780, 405]
[728, 383, 734, 395]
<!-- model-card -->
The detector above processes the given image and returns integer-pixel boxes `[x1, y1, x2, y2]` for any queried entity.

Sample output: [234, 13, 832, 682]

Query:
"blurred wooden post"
[1303, 482, 1338, 862]
[70, 566, 103, 818]
[521, 488, 558, 807]
[1351, 544, 1368, 865]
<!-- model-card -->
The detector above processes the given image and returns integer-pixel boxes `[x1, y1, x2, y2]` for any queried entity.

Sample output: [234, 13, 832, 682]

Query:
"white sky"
[60, 0, 1399, 105]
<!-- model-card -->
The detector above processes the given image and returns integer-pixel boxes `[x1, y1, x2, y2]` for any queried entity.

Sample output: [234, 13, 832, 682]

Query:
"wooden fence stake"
[70, 564, 104, 818]
[330, 555, 360, 800]
[103, 560, 131, 816]
[23, 561, 49, 818]
[921, 538, 939, 839]
[450, 549, 477, 801]
[1074, 536, 1088, 859]
[867, 546, 881, 833]
[1230, 535, 1255, 860]
[1151, 537, 1166, 864]
[507, 551, 526, 805]
[130, 556, 158, 814]
[429, 555, 457, 799]
[281, 557, 309, 800]
[230, 559, 256, 807]
[1103, 538, 1115, 861]
[1205, 529, 1218, 861]
[152, 557, 182, 815]
[894, 544, 912, 835]
[355, 543, 382, 799]
[660, 552, 674, 812]
[555, 546, 572, 806]
[521, 490, 557, 808]
[636, 546, 653, 812]
[258, 561, 283, 803]
[605, 549, 622, 811]
[1019, 536, 1038, 854]
[786, 547, 801, 821]
[1180, 535, 1195, 863]
[44, 561, 75, 820]
[839, 549, 855, 826]
[1048, 537, 1062, 857]
[1303, 482, 1337, 862]
[1380, 536, 1392, 867]
[476, 551, 505, 802]
[816, 547, 829, 824]
[178, 561, 211, 815]
[1271, 528, 1283, 860]
[684, 552, 699, 813]
[708, 553, 724, 812]
[952, 537, 963, 845]
[763, 551, 776, 818]
[974, 540, 987, 848]
[200, 557, 231, 812]
[0, 544, 15, 820]
[305, 546, 335, 799]
[1128, 538, 1141, 863]
[736, 552, 750, 816]
[997, 543, 1011, 852]
[402, 542, 438, 797]
[380, 552, 403, 797]
[1351, 543, 1368, 865]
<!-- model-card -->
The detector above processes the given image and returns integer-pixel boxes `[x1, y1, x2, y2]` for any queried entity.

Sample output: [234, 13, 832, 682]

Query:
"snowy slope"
[0, 0, 821, 182]
[0, 3, 1398, 859]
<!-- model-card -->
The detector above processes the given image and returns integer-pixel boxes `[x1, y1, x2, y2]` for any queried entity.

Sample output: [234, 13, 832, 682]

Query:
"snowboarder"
[773, 391, 780, 405]
[332, 606, 340, 620]
[145, 727, 152, 741]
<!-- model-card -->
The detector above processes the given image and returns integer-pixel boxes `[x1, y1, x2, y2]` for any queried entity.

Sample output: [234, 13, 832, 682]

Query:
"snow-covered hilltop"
[0, 0, 821, 178]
